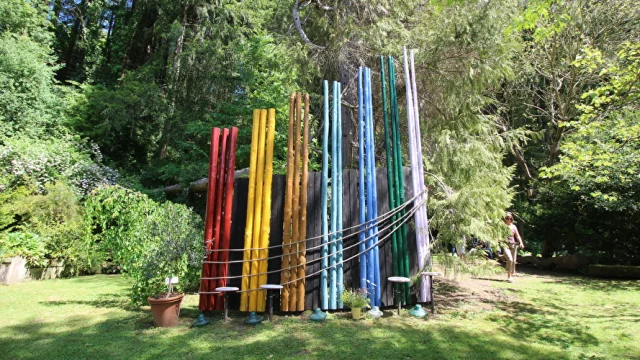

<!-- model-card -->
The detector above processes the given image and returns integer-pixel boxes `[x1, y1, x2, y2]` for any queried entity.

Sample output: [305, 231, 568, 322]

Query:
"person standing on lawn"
[503, 212, 524, 282]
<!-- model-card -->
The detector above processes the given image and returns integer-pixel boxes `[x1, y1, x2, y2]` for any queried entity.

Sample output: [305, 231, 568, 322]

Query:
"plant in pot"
[340, 288, 370, 320]
[142, 204, 203, 327]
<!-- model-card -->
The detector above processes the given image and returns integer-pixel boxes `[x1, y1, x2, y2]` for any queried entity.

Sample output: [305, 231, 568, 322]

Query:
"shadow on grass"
[494, 300, 600, 349]
[0, 310, 574, 360]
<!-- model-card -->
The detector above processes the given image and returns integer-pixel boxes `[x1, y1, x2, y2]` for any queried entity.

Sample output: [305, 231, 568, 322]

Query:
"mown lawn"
[0, 270, 638, 360]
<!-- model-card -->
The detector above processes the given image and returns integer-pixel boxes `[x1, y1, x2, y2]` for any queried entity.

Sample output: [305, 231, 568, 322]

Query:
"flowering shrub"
[0, 137, 117, 195]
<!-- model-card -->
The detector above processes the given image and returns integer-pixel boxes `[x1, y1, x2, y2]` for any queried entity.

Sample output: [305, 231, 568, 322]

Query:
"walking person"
[503, 212, 524, 283]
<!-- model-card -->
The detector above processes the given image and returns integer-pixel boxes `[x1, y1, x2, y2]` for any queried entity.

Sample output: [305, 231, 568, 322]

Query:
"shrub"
[85, 185, 203, 304]
[0, 232, 46, 266]
[340, 288, 371, 310]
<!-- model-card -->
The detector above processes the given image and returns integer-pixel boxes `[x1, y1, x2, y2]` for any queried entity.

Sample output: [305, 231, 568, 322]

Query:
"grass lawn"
[0, 270, 638, 360]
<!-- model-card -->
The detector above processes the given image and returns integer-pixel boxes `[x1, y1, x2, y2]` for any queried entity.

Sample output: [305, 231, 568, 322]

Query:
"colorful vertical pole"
[281, 94, 310, 312]
[389, 57, 411, 303]
[198, 126, 237, 311]
[240, 111, 261, 312]
[380, 56, 401, 306]
[281, 96, 296, 311]
[320, 82, 330, 310]
[357, 69, 367, 292]
[403, 47, 430, 302]
[241, 108, 276, 312]
[329, 82, 338, 310]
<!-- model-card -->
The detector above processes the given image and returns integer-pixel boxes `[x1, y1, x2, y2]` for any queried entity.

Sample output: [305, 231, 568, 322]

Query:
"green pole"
[389, 56, 411, 303]
[380, 56, 400, 306]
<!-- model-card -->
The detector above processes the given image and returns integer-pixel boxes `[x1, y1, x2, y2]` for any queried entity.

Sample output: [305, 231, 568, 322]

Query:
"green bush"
[85, 185, 203, 304]
[0, 232, 46, 266]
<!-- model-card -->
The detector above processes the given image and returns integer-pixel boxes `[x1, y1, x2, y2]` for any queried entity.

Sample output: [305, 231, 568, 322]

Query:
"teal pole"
[380, 56, 400, 306]
[389, 57, 410, 303]
[321, 80, 329, 310]
[329, 81, 338, 309]
[336, 81, 344, 308]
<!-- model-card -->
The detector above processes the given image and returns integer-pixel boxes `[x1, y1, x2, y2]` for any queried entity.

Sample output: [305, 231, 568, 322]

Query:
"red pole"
[199, 128, 221, 311]
[210, 129, 229, 309]
[215, 127, 238, 310]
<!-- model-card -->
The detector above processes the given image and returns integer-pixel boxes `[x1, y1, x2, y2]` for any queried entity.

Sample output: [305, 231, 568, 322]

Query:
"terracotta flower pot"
[148, 293, 184, 327]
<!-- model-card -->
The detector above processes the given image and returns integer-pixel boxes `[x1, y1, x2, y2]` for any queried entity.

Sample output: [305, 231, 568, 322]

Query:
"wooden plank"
[268, 175, 285, 311]
[403, 167, 418, 302]
[227, 177, 248, 310]
[376, 168, 393, 307]
[305, 172, 320, 310]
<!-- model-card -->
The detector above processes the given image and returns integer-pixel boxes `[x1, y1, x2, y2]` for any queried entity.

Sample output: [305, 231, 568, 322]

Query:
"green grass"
[0, 271, 638, 359]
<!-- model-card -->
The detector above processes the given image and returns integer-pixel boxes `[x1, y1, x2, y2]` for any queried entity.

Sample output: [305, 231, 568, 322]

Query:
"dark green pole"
[389, 56, 411, 303]
[380, 56, 400, 306]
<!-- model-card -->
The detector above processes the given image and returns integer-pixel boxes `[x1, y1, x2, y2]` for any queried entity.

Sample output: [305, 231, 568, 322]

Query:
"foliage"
[340, 288, 371, 309]
[0, 232, 47, 267]
[0, 136, 117, 195]
[432, 251, 503, 280]
[542, 42, 640, 211]
[85, 185, 203, 304]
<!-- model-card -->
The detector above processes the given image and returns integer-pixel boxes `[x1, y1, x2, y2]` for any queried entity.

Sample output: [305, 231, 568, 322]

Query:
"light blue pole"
[366, 68, 382, 307]
[320, 80, 329, 310]
[329, 81, 338, 310]
[364, 68, 375, 305]
[357, 68, 367, 291]
[336, 82, 344, 308]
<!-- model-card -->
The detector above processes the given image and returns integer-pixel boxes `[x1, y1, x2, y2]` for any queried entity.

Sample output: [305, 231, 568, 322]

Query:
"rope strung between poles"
[203, 187, 427, 253]
[199, 192, 427, 282]
[200, 187, 426, 264]
[198, 191, 427, 294]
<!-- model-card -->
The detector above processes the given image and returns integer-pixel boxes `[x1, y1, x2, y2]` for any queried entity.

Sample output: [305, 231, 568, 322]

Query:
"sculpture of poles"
[360, 67, 382, 307]
[240, 109, 276, 312]
[388, 56, 411, 303]
[381, 56, 411, 305]
[199, 127, 238, 311]
[403, 47, 430, 302]
[321, 81, 344, 310]
[281, 93, 310, 312]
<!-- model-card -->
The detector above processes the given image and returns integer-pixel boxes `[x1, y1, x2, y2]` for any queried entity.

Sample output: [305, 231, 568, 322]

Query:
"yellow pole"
[297, 94, 310, 310]
[240, 110, 261, 311]
[257, 108, 276, 312]
[248, 109, 268, 311]
[281, 95, 295, 311]
[289, 92, 303, 310]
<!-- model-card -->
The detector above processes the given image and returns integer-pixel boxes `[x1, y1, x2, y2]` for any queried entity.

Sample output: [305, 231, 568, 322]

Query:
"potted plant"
[341, 288, 370, 320]
[143, 205, 203, 327]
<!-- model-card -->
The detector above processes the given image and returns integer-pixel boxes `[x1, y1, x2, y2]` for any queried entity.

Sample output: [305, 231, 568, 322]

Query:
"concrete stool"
[388, 276, 411, 315]
[215, 286, 239, 322]
[420, 272, 441, 314]
[260, 284, 283, 321]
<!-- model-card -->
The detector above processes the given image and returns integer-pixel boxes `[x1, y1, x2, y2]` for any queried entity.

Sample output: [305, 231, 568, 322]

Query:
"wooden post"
[281, 95, 296, 312]
[289, 92, 303, 310]
[211, 129, 229, 308]
[199, 128, 220, 311]
[257, 109, 276, 312]
[248, 109, 268, 311]
[240, 111, 261, 311]
[215, 127, 238, 310]
[297, 94, 310, 310]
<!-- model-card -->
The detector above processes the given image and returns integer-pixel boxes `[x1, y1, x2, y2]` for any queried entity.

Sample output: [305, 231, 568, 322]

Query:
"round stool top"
[388, 276, 411, 283]
[421, 272, 441, 277]
[260, 284, 284, 290]
[215, 287, 239, 292]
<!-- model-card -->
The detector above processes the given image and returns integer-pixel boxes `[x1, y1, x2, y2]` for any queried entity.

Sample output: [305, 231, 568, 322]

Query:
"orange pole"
[281, 95, 296, 311]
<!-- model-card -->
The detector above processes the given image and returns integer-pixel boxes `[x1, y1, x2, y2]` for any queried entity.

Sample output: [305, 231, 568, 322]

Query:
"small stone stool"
[388, 276, 411, 315]
[420, 272, 441, 314]
[260, 284, 283, 321]
[215, 286, 239, 322]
